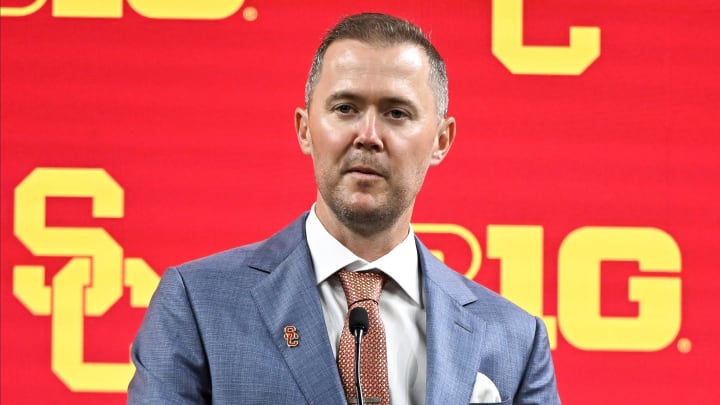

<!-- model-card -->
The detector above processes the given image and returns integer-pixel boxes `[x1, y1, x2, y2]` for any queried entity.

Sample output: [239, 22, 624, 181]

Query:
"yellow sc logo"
[491, 0, 601, 75]
[13, 168, 159, 392]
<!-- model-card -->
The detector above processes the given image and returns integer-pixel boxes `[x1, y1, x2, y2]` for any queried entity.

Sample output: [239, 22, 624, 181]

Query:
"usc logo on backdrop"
[11, 168, 683, 393]
[13, 168, 160, 393]
[0, 0, 600, 75]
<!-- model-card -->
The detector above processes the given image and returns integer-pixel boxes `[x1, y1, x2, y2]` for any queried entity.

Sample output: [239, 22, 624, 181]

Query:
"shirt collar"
[305, 205, 421, 305]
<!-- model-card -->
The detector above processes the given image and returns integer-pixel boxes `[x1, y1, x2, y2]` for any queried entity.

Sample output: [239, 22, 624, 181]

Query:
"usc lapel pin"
[284, 326, 299, 347]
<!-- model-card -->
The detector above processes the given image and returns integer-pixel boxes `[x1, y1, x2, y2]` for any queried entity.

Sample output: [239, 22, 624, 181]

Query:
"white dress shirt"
[305, 207, 427, 405]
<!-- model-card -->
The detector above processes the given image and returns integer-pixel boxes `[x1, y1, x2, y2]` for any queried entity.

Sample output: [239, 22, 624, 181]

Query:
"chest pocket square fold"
[468, 372, 502, 404]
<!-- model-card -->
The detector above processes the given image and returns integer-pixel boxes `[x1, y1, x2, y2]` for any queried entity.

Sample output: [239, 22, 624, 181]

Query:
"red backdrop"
[2, 0, 719, 403]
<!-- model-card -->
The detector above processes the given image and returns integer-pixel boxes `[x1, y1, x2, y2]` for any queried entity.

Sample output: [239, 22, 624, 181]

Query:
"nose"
[353, 108, 384, 151]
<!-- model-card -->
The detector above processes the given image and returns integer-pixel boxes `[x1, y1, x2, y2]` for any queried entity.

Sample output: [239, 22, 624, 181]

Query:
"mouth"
[348, 165, 382, 176]
[345, 164, 386, 182]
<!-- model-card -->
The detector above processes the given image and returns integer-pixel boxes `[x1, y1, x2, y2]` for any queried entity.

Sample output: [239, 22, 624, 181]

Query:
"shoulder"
[417, 238, 538, 327]
[166, 212, 309, 288]
[449, 267, 536, 326]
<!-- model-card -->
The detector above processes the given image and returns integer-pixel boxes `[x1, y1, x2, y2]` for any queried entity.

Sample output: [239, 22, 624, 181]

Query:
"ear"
[430, 116, 456, 166]
[295, 107, 312, 155]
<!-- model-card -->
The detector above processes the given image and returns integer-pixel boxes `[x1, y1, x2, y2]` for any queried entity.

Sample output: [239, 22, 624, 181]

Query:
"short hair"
[304, 13, 449, 118]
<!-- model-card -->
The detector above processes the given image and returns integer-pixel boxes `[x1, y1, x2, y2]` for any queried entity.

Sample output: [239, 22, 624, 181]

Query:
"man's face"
[296, 39, 455, 236]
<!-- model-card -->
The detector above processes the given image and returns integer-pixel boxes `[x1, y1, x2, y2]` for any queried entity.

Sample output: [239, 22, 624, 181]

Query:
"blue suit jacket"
[128, 213, 559, 404]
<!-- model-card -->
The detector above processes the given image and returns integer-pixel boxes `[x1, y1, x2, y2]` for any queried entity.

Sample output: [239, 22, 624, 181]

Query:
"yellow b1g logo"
[414, 224, 683, 352]
[0, 0, 247, 19]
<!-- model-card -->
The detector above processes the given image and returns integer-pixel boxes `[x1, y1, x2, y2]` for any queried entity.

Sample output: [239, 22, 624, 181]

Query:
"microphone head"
[349, 307, 369, 334]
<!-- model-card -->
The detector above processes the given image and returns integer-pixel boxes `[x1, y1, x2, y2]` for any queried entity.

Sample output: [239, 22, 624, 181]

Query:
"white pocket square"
[469, 372, 502, 403]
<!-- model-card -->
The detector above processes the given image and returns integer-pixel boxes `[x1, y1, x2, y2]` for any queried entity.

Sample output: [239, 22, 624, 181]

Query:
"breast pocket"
[469, 399, 511, 405]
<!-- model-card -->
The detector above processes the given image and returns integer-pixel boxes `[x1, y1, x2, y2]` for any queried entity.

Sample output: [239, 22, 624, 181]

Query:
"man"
[128, 13, 560, 404]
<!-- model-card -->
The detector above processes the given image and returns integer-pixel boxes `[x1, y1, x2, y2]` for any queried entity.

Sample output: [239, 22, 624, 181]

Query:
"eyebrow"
[325, 91, 363, 108]
[324, 91, 419, 114]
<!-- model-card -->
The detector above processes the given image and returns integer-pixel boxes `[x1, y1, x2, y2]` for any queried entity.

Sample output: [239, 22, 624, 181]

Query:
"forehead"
[324, 39, 427, 73]
[314, 39, 433, 103]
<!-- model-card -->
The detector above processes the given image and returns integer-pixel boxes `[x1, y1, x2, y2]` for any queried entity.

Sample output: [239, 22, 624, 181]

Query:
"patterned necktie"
[337, 270, 391, 405]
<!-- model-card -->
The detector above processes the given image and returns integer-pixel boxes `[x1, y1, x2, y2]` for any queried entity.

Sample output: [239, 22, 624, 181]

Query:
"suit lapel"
[250, 222, 345, 405]
[247, 218, 486, 404]
[420, 241, 486, 405]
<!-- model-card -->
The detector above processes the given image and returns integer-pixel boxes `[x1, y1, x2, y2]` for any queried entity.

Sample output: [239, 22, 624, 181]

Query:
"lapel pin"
[284, 325, 299, 347]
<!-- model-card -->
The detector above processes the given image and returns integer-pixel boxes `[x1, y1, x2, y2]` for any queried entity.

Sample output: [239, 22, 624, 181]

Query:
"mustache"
[342, 153, 388, 177]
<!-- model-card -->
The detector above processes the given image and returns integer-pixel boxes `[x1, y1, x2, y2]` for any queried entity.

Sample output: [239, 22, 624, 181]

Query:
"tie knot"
[337, 270, 387, 308]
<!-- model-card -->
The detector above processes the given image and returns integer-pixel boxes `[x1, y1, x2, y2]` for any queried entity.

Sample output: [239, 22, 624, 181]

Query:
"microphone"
[349, 307, 369, 405]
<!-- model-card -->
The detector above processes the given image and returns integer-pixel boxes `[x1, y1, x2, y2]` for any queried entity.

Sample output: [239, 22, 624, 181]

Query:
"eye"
[334, 104, 355, 115]
[387, 108, 409, 120]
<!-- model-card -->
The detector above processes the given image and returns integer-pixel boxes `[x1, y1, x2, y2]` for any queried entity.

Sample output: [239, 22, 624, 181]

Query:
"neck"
[314, 202, 411, 262]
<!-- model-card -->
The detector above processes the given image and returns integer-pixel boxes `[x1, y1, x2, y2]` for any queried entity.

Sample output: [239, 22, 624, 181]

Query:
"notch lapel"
[250, 240, 345, 404]
[420, 242, 486, 405]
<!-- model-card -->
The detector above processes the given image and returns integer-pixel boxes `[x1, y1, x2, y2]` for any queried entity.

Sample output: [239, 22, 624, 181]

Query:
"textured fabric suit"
[128, 213, 560, 404]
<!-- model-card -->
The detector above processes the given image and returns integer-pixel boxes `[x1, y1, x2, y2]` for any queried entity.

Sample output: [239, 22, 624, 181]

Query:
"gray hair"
[304, 13, 449, 118]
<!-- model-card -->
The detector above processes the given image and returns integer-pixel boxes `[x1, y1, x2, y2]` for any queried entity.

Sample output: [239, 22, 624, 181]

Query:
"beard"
[316, 153, 424, 237]
[326, 188, 408, 237]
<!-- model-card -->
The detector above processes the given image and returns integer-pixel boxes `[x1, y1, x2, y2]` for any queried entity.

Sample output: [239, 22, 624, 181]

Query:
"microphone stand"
[353, 328, 364, 405]
[349, 306, 369, 405]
